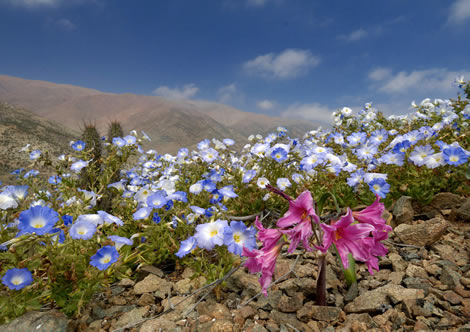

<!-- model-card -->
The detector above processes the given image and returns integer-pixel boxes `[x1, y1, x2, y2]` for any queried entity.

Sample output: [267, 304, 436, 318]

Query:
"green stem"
[333, 244, 356, 288]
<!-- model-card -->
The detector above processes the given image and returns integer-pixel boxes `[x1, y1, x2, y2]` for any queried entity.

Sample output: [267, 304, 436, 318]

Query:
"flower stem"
[316, 254, 327, 306]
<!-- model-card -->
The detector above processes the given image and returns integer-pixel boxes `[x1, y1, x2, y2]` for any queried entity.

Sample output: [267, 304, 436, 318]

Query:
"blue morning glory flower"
[194, 219, 228, 250]
[70, 159, 89, 173]
[90, 246, 119, 270]
[29, 150, 41, 160]
[123, 135, 137, 146]
[48, 175, 62, 185]
[69, 220, 97, 240]
[202, 179, 216, 193]
[368, 178, 390, 198]
[97, 211, 124, 226]
[71, 140, 86, 151]
[242, 169, 257, 183]
[175, 236, 197, 258]
[1, 268, 34, 290]
[133, 207, 153, 220]
[271, 147, 288, 162]
[443, 146, 468, 166]
[147, 192, 168, 209]
[2, 185, 29, 201]
[392, 140, 411, 154]
[218, 185, 238, 199]
[223, 221, 257, 256]
[108, 235, 133, 250]
[17, 205, 59, 236]
[112, 137, 126, 147]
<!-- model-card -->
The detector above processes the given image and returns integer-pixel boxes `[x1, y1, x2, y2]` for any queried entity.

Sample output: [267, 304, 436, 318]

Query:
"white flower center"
[31, 217, 46, 229]
[11, 276, 23, 285]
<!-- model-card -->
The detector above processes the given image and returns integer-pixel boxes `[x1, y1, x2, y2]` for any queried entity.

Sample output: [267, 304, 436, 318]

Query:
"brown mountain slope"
[0, 102, 78, 184]
[0, 75, 319, 153]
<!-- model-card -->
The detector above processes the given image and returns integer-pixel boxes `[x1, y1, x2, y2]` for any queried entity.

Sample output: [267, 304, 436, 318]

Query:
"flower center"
[233, 234, 241, 243]
[101, 255, 111, 264]
[31, 217, 46, 229]
[11, 276, 23, 285]
[210, 230, 218, 237]
[450, 156, 458, 162]
[373, 184, 380, 191]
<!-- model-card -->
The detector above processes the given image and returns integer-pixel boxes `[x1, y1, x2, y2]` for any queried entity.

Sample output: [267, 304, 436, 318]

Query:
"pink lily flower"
[276, 190, 320, 228]
[352, 194, 392, 232]
[317, 208, 375, 269]
[361, 230, 389, 274]
[242, 241, 285, 296]
[254, 217, 283, 251]
[281, 218, 314, 253]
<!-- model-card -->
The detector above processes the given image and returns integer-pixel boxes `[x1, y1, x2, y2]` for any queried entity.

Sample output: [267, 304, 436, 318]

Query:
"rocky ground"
[3, 192, 470, 332]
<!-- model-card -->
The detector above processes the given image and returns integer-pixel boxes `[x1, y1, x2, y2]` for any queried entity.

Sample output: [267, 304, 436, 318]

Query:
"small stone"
[389, 253, 407, 272]
[277, 293, 304, 313]
[405, 264, 428, 279]
[443, 291, 463, 305]
[113, 306, 149, 330]
[140, 318, 177, 331]
[388, 271, 405, 284]
[297, 301, 342, 322]
[394, 215, 448, 246]
[118, 278, 135, 287]
[109, 296, 127, 306]
[207, 319, 234, 332]
[441, 266, 462, 289]
[137, 293, 155, 306]
[134, 274, 171, 295]
[239, 306, 256, 320]
[210, 303, 232, 320]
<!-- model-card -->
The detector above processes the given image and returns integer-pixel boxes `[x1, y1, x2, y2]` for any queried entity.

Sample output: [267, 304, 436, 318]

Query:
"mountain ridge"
[0, 74, 319, 153]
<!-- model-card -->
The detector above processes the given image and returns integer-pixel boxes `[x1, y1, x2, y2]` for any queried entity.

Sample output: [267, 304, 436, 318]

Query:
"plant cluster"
[0, 78, 469, 323]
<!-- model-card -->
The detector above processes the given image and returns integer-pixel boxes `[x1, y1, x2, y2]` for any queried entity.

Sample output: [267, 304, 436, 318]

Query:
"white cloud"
[369, 68, 470, 94]
[243, 49, 320, 79]
[153, 84, 199, 100]
[281, 102, 337, 124]
[257, 99, 275, 110]
[368, 67, 392, 81]
[246, 0, 268, 7]
[217, 83, 237, 103]
[448, 0, 470, 24]
[7, 0, 61, 7]
[57, 18, 76, 30]
[338, 28, 368, 42]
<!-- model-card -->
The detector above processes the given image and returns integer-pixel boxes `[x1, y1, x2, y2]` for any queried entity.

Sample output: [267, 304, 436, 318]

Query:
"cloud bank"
[243, 49, 320, 79]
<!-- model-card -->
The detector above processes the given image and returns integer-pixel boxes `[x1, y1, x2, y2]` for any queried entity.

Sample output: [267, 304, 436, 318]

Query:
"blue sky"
[1, 0, 469, 123]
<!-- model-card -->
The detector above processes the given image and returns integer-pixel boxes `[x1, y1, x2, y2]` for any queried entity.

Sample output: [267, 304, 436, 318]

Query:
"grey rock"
[394, 215, 448, 246]
[140, 318, 177, 331]
[113, 306, 149, 330]
[440, 265, 462, 289]
[296, 302, 342, 322]
[430, 192, 465, 210]
[277, 292, 304, 313]
[456, 197, 470, 221]
[134, 274, 171, 295]
[392, 196, 414, 227]
[2, 310, 69, 332]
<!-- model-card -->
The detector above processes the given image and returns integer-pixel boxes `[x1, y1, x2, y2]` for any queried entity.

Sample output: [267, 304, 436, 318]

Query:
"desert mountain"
[0, 75, 319, 153]
[0, 102, 78, 184]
